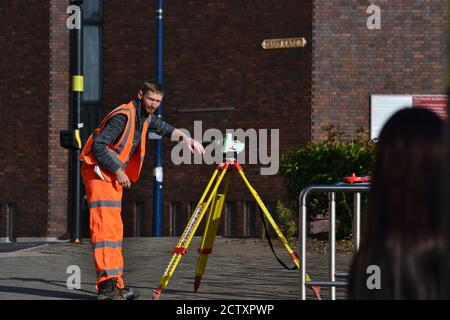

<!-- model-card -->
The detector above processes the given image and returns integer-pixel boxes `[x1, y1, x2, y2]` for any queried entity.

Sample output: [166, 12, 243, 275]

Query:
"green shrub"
[280, 127, 376, 238]
[273, 201, 297, 240]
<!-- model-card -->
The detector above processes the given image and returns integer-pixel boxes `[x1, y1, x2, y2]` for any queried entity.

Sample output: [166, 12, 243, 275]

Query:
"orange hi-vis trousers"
[81, 162, 125, 290]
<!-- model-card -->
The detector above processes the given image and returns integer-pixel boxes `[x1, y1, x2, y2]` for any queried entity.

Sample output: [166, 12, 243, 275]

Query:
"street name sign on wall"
[261, 37, 307, 49]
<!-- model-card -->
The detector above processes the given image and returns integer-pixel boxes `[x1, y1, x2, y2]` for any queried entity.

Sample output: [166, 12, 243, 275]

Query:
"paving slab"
[0, 237, 353, 300]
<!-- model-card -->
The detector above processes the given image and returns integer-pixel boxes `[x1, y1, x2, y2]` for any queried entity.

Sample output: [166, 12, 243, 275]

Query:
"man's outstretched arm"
[149, 115, 205, 155]
[171, 128, 205, 155]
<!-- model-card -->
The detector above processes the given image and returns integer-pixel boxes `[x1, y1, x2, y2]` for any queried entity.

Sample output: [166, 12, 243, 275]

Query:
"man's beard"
[140, 100, 151, 117]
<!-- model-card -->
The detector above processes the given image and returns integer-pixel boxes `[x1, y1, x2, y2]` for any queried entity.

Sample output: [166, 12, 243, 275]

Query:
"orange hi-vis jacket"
[80, 100, 151, 289]
[80, 100, 150, 182]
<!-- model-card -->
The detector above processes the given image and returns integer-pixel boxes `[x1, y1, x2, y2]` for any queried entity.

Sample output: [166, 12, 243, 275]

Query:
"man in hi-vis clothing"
[80, 81, 205, 300]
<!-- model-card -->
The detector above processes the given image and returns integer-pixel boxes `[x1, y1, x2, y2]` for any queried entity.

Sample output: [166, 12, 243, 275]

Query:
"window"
[6, 203, 17, 242]
[245, 202, 258, 237]
[171, 202, 187, 236]
[225, 202, 237, 237]
[83, 0, 102, 21]
[81, 0, 102, 144]
[134, 201, 145, 237]
[83, 25, 101, 102]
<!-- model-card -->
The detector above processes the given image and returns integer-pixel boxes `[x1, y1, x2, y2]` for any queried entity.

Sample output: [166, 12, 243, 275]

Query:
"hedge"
[279, 127, 376, 238]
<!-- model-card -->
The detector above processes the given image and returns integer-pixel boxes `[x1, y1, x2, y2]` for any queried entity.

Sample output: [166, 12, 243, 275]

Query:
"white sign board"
[370, 95, 412, 139]
[370, 94, 448, 139]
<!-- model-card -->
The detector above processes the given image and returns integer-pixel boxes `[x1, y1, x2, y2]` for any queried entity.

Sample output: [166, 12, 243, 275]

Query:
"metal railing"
[298, 183, 370, 300]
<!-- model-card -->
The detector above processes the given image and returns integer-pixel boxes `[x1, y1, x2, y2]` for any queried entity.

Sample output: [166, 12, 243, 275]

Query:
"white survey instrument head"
[222, 133, 245, 154]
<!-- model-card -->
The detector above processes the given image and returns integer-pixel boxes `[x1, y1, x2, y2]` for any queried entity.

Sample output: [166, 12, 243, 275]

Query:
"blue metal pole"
[153, 0, 164, 236]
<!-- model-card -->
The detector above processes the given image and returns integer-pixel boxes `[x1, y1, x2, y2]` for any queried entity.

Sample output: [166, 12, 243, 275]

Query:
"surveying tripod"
[152, 143, 321, 300]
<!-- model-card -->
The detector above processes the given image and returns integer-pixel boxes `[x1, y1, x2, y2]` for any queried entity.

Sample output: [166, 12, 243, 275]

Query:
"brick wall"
[311, 0, 447, 140]
[1, 1, 446, 238]
[48, 0, 70, 237]
[0, 0, 51, 238]
[0, 0, 71, 239]
[103, 0, 313, 236]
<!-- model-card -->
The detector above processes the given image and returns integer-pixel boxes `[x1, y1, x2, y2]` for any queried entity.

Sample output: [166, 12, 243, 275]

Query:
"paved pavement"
[0, 237, 353, 300]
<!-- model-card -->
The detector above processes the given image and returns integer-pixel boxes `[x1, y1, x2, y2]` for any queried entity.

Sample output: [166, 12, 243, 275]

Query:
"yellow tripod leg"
[153, 163, 230, 299]
[235, 162, 322, 300]
[194, 194, 225, 292]
[194, 172, 230, 292]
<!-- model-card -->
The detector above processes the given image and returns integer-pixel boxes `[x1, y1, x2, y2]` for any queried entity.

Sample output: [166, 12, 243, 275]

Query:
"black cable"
[259, 210, 298, 270]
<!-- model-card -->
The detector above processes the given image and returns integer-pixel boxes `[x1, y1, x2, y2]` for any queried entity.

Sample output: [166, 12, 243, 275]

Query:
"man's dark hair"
[140, 81, 165, 95]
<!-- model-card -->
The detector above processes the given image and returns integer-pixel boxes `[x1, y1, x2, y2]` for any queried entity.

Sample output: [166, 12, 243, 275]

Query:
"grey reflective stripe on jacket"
[88, 200, 122, 209]
[92, 240, 123, 249]
[91, 114, 128, 174]
[114, 108, 133, 154]
[97, 268, 123, 278]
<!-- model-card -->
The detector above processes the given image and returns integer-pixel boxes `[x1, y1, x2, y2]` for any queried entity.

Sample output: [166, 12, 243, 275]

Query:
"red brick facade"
[0, 1, 447, 239]
[0, 0, 51, 239]
[48, 0, 71, 237]
[0, 0, 70, 240]
[311, 1, 447, 140]
[103, 0, 312, 237]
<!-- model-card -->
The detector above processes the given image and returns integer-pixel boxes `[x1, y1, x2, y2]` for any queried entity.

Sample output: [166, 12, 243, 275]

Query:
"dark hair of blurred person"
[349, 108, 448, 299]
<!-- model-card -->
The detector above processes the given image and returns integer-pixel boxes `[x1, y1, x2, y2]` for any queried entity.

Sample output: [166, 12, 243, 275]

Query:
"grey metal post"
[354, 192, 361, 251]
[329, 192, 336, 300]
[300, 203, 307, 300]
[299, 184, 369, 300]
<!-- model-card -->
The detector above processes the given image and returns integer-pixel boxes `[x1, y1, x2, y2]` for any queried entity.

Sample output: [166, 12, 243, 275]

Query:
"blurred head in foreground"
[349, 108, 448, 299]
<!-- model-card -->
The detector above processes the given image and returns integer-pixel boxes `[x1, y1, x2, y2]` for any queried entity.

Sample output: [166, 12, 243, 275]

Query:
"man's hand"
[171, 129, 205, 155]
[185, 137, 205, 155]
[115, 168, 131, 189]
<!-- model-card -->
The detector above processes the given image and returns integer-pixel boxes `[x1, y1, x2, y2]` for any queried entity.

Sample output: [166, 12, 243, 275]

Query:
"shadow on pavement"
[0, 285, 95, 299]
[2, 277, 94, 293]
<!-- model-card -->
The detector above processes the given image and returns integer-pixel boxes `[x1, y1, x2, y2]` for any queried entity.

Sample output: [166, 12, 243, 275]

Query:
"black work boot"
[118, 285, 140, 300]
[97, 278, 140, 300]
